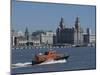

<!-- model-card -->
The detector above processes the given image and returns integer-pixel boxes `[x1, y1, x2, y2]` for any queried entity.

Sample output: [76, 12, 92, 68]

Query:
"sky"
[11, 0, 96, 34]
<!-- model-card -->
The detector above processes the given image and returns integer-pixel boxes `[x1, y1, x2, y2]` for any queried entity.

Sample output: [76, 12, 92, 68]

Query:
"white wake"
[39, 59, 67, 65]
[12, 62, 31, 68]
[12, 59, 67, 68]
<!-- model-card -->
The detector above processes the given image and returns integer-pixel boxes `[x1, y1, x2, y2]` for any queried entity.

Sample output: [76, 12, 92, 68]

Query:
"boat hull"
[32, 55, 69, 65]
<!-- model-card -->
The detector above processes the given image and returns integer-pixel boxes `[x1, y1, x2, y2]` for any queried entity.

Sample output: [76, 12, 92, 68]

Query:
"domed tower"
[59, 17, 65, 29]
[56, 17, 65, 43]
[75, 16, 81, 31]
[74, 16, 83, 45]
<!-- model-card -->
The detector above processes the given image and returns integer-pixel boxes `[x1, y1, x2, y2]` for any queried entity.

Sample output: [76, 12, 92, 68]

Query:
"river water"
[11, 47, 96, 74]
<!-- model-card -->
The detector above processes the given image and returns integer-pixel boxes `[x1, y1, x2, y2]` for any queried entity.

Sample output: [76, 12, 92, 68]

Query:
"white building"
[40, 32, 54, 45]
[11, 30, 25, 46]
[17, 36, 27, 46]
[17, 31, 24, 37]
[90, 35, 95, 44]
[11, 30, 18, 46]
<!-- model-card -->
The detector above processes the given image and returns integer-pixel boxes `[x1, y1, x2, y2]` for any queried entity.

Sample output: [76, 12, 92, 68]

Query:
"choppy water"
[11, 47, 96, 74]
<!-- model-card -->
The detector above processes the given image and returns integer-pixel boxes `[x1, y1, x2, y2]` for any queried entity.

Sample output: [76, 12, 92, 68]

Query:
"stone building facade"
[56, 17, 83, 45]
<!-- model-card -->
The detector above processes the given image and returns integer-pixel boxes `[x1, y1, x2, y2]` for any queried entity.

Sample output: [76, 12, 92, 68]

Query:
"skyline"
[11, 0, 96, 34]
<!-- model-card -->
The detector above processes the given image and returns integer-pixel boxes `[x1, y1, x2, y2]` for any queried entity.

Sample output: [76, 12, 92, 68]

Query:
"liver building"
[56, 17, 83, 45]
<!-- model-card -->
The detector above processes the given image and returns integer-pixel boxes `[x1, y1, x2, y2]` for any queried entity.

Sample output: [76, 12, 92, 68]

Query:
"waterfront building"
[15, 36, 27, 46]
[11, 29, 19, 46]
[12, 31, 25, 46]
[53, 33, 57, 44]
[83, 27, 96, 46]
[12, 27, 33, 47]
[74, 17, 83, 45]
[83, 34, 88, 45]
[11, 17, 94, 47]
[40, 31, 54, 45]
[56, 17, 83, 45]
[31, 35, 41, 46]
[83, 28, 91, 44]
[90, 34, 95, 44]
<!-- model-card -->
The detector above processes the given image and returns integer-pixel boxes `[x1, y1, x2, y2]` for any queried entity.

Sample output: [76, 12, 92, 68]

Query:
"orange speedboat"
[32, 50, 69, 65]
